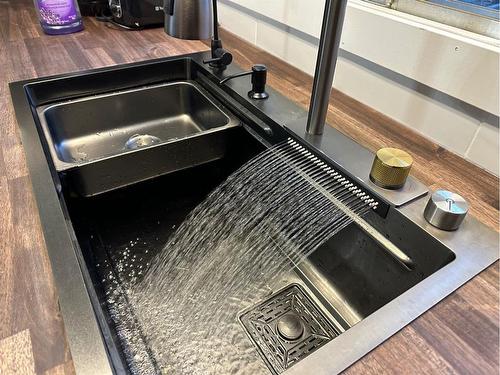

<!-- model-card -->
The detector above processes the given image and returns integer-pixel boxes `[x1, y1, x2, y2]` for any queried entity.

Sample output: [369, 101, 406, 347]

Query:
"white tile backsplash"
[466, 122, 500, 175]
[334, 57, 481, 155]
[218, 2, 499, 176]
[222, 0, 325, 37]
[256, 22, 318, 75]
[218, 4, 257, 43]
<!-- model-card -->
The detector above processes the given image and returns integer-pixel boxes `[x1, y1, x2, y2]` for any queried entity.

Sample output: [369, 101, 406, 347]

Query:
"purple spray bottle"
[34, 0, 84, 35]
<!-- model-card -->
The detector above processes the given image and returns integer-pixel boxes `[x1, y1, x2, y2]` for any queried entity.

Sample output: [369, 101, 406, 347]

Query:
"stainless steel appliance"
[164, 0, 213, 39]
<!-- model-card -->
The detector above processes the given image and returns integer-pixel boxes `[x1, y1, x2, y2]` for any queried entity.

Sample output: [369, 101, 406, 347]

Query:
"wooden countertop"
[0, 1, 498, 373]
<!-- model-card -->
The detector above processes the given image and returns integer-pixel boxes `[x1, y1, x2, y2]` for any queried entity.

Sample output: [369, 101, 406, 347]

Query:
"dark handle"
[203, 57, 221, 64]
[203, 48, 233, 67]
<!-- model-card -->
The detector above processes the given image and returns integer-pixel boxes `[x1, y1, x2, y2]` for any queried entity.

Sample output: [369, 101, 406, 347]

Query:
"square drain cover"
[239, 284, 339, 374]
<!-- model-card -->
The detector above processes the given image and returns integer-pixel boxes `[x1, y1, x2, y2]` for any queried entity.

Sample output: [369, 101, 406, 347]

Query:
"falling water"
[104, 138, 377, 374]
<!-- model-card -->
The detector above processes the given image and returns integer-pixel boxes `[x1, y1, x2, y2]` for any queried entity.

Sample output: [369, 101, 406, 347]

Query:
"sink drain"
[276, 313, 304, 341]
[239, 284, 339, 374]
[125, 134, 161, 150]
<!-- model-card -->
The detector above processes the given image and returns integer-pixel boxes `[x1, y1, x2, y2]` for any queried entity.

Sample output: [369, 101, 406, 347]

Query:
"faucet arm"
[212, 0, 219, 40]
[199, 0, 232, 70]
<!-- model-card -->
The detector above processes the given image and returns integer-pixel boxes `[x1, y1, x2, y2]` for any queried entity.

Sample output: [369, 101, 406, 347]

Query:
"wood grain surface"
[0, 1, 498, 374]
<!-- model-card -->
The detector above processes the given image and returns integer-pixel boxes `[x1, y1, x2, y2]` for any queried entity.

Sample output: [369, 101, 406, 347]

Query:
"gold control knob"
[369, 147, 413, 189]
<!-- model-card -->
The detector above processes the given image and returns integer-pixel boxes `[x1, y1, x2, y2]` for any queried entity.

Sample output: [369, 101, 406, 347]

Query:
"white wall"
[218, 0, 500, 176]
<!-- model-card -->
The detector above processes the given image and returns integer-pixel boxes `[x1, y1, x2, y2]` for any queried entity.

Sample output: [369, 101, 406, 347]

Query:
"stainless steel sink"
[37, 81, 241, 196]
[10, 53, 498, 375]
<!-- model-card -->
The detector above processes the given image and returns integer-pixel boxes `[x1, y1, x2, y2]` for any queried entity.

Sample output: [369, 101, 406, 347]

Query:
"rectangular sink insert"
[38, 81, 238, 168]
[35, 80, 242, 197]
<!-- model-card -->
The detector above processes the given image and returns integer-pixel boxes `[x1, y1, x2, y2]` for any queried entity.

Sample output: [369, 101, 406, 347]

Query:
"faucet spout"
[307, 0, 348, 135]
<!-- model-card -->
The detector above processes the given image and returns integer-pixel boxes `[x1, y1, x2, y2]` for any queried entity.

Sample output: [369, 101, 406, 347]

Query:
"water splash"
[105, 139, 375, 374]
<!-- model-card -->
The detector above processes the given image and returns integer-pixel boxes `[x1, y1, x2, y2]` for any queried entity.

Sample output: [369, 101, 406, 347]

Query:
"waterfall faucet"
[307, 0, 348, 135]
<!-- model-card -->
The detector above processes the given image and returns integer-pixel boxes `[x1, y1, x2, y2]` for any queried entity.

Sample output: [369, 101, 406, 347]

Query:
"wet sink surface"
[64, 127, 455, 373]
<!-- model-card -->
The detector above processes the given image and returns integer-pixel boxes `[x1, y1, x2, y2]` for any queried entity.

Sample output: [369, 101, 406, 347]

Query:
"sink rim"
[36, 80, 241, 171]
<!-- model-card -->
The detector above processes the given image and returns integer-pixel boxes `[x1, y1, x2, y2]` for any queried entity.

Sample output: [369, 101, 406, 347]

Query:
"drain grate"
[239, 284, 339, 374]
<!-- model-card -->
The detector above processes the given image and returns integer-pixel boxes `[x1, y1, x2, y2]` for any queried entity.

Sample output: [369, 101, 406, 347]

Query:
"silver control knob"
[424, 190, 468, 231]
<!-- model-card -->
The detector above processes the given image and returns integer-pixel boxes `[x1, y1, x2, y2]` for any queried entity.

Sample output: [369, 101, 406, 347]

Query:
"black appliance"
[108, 0, 164, 28]
[78, 0, 110, 17]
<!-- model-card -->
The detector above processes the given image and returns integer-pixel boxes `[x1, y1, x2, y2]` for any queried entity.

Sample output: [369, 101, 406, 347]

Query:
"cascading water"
[103, 138, 377, 374]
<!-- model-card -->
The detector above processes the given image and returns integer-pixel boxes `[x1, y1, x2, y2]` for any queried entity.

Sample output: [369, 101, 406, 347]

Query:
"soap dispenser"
[34, 0, 84, 35]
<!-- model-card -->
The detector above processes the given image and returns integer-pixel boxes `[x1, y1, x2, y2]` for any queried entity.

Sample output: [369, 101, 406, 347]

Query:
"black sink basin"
[10, 52, 497, 375]
[62, 125, 454, 373]
[298, 210, 455, 326]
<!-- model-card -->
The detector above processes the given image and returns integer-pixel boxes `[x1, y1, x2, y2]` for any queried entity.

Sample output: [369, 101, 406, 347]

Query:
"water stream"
[103, 139, 375, 374]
